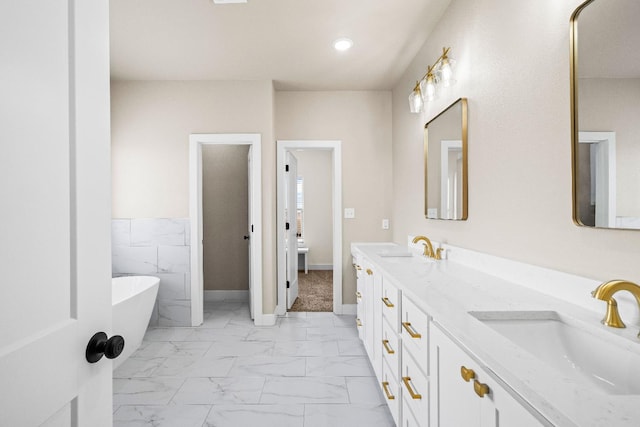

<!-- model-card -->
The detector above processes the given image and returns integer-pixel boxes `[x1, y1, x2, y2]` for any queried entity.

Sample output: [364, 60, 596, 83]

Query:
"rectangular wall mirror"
[424, 97, 468, 220]
[571, 0, 640, 229]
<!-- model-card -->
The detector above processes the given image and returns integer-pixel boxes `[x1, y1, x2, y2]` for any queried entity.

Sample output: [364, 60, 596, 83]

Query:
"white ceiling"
[109, 0, 451, 90]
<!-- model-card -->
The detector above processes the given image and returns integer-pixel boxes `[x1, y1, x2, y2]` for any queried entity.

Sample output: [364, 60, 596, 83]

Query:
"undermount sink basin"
[469, 310, 640, 395]
[377, 250, 414, 258]
[376, 251, 432, 263]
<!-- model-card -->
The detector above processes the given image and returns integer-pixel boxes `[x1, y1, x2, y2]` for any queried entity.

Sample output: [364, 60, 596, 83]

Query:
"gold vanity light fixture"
[409, 47, 457, 113]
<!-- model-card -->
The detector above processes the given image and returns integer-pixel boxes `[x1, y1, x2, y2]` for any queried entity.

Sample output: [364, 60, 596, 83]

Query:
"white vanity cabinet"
[429, 323, 544, 427]
[380, 278, 402, 425]
[354, 260, 364, 339]
[400, 294, 430, 426]
[356, 259, 383, 379]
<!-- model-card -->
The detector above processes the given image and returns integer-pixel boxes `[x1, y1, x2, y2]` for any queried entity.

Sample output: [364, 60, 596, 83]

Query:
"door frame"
[578, 131, 616, 227]
[276, 140, 343, 315]
[189, 133, 263, 326]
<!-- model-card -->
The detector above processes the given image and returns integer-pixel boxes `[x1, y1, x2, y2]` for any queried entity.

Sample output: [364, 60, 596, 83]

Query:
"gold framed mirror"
[571, 0, 640, 229]
[424, 98, 468, 220]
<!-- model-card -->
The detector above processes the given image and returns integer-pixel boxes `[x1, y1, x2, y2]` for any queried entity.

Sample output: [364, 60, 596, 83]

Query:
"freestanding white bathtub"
[112, 275, 159, 369]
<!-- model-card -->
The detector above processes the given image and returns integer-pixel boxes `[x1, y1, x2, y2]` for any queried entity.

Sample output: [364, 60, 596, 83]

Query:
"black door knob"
[243, 235, 250, 240]
[86, 332, 125, 363]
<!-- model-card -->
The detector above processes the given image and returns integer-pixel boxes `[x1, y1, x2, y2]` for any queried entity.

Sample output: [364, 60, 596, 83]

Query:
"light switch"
[344, 208, 355, 219]
[382, 219, 390, 229]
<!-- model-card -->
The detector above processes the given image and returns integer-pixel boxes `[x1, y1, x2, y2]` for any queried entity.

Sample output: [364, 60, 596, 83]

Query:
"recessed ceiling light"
[212, 0, 247, 4]
[333, 38, 353, 52]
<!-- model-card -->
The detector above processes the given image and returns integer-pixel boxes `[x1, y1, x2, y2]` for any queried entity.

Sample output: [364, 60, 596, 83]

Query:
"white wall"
[275, 91, 393, 303]
[578, 78, 640, 218]
[111, 80, 278, 312]
[295, 150, 333, 267]
[391, 0, 640, 284]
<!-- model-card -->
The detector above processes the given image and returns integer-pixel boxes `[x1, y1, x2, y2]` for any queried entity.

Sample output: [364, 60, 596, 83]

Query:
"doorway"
[577, 131, 616, 227]
[276, 140, 343, 315]
[202, 145, 250, 307]
[189, 134, 264, 326]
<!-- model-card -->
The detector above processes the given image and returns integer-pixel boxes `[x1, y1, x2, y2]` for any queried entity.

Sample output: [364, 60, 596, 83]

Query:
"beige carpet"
[289, 270, 333, 312]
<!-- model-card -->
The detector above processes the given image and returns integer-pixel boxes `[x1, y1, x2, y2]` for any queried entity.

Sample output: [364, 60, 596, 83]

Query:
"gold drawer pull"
[356, 318, 363, 327]
[402, 322, 422, 339]
[402, 376, 422, 400]
[356, 291, 362, 299]
[381, 297, 394, 308]
[460, 366, 476, 382]
[366, 268, 373, 275]
[355, 265, 362, 271]
[382, 339, 395, 354]
[473, 380, 490, 398]
[382, 381, 395, 400]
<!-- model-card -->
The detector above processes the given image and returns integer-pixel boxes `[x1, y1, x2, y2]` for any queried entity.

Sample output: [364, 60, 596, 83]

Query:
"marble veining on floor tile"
[113, 301, 392, 427]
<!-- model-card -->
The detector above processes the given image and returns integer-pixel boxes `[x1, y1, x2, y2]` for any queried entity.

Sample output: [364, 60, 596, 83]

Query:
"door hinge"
[285, 164, 289, 172]
[285, 222, 290, 230]
[286, 280, 290, 289]
[251, 224, 254, 232]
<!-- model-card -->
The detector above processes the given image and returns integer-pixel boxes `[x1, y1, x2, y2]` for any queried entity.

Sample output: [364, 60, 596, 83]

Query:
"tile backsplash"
[112, 218, 191, 326]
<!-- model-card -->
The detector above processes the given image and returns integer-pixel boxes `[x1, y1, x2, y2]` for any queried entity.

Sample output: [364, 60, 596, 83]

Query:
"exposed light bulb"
[408, 85, 423, 113]
[423, 74, 437, 101]
[440, 58, 456, 87]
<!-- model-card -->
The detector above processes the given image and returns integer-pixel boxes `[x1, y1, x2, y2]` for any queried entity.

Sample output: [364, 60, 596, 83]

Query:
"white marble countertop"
[351, 242, 640, 427]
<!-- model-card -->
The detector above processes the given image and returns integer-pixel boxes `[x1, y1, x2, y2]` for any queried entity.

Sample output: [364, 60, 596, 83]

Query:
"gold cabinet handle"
[460, 366, 476, 382]
[473, 380, 490, 398]
[381, 297, 394, 308]
[402, 322, 422, 339]
[402, 376, 422, 400]
[356, 291, 362, 299]
[355, 265, 362, 271]
[356, 318, 362, 327]
[381, 381, 395, 400]
[382, 339, 395, 354]
[366, 268, 373, 275]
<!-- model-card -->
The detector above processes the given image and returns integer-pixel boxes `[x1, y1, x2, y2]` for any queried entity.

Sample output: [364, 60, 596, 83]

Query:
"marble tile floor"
[113, 300, 394, 426]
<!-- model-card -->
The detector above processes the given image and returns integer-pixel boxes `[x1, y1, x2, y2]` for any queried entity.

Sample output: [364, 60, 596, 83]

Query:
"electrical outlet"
[344, 208, 355, 219]
[382, 219, 390, 229]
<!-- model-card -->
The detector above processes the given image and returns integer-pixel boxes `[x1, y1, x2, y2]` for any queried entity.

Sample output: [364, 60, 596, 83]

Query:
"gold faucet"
[411, 235, 443, 260]
[591, 280, 640, 334]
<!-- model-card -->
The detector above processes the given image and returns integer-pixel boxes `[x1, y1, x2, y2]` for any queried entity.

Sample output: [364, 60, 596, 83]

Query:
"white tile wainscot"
[112, 218, 191, 326]
[352, 241, 640, 427]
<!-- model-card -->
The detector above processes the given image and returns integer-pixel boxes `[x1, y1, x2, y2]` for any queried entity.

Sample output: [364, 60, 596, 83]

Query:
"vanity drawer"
[401, 295, 430, 363]
[382, 278, 401, 331]
[381, 359, 401, 426]
[401, 349, 429, 424]
[382, 317, 400, 377]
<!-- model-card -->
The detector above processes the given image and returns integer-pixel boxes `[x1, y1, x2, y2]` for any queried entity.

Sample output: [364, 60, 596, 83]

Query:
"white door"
[247, 148, 254, 319]
[0, 1, 113, 426]
[285, 152, 299, 309]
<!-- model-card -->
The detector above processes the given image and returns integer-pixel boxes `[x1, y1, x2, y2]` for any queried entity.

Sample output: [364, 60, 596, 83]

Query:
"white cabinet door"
[430, 324, 543, 427]
[371, 269, 383, 379]
[285, 152, 299, 309]
[363, 264, 375, 360]
[0, 1, 112, 426]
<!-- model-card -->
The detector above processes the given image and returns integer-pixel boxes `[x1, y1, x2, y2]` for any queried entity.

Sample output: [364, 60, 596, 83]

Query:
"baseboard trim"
[341, 304, 357, 315]
[300, 264, 333, 271]
[255, 313, 277, 326]
[204, 290, 249, 302]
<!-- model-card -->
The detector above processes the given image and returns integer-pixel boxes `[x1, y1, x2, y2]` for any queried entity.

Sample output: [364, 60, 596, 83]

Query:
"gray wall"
[202, 145, 250, 291]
